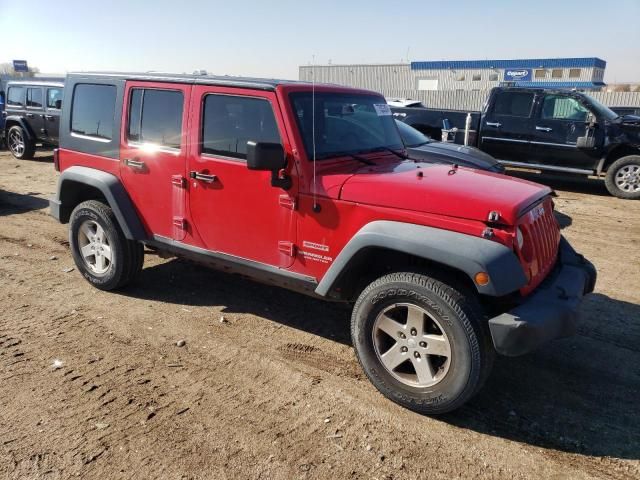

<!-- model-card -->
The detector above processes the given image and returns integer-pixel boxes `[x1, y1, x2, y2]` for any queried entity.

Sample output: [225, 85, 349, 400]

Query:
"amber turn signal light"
[474, 272, 490, 286]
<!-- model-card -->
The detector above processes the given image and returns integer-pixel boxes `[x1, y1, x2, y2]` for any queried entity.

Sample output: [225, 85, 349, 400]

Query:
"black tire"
[351, 272, 494, 414]
[69, 200, 143, 290]
[7, 125, 35, 160]
[605, 155, 640, 199]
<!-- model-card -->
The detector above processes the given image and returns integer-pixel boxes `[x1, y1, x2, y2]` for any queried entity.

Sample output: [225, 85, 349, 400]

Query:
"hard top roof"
[67, 71, 327, 91]
[6, 79, 65, 87]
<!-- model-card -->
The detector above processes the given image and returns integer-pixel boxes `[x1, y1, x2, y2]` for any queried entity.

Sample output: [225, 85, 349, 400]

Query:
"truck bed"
[392, 106, 481, 144]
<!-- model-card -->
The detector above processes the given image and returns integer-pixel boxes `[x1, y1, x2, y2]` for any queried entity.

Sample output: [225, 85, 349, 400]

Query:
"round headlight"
[516, 227, 524, 250]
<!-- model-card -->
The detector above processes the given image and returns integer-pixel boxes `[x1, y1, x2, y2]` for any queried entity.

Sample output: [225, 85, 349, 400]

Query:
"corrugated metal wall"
[381, 90, 640, 111]
[299, 64, 601, 92]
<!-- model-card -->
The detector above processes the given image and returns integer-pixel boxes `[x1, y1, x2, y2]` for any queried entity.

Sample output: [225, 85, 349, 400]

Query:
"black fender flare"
[315, 221, 528, 298]
[50, 166, 147, 240]
[4, 116, 35, 141]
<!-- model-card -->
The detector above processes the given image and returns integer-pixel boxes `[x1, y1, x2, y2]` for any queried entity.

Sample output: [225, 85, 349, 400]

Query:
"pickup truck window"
[128, 89, 183, 149]
[71, 84, 116, 141]
[290, 92, 403, 160]
[541, 95, 589, 121]
[202, 94, 280, 160]
[7, 87, 24, 107]
[493, 91, 534, 117]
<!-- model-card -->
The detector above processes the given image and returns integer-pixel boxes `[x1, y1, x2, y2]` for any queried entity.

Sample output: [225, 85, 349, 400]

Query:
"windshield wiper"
[366, 146, 409, 160]
[315, 152, 375, 165]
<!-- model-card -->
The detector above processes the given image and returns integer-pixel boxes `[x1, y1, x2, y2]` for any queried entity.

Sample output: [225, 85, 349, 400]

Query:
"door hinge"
[173, 217, 187, 230]
[278, 241, 296, 257]
[279, 195, 297, 210]
[171, 175, 187, 188]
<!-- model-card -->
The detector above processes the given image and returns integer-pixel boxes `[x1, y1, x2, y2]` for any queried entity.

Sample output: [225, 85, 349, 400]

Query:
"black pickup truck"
[392, 87, 640, 199]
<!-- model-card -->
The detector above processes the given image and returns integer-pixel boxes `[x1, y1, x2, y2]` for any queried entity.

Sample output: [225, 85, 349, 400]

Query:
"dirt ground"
[0, 149, 639, 480]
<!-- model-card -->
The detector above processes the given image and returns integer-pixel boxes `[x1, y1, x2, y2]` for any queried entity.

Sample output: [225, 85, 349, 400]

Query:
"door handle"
[124, 158, 146, 169]
[536, 126, 553, 132]
[45, 115, 54, 120]
[25, 113, 34, 118]
[190, 171, 217, 183]
[486, 121, 501, 128]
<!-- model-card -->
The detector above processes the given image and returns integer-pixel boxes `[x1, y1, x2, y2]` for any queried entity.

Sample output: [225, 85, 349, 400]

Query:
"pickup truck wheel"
[7, 125, 35, 160]
[69, 200, 143, 290]
[351, 272, 493, 414]
[605, 155, 640, 199]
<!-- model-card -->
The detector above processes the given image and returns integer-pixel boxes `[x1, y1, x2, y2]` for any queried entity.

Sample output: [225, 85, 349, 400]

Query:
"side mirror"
[586, 112, 597, 128]
[247, 141, 285, 171]
[246, 141, 291, 189]
[54, 99, 62, 109]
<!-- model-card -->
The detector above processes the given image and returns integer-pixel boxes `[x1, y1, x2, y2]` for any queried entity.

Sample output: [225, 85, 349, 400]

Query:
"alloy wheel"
[8, 129, 25, 157]
[77, 220, 113, 275]
[615, 164, 640, 193]
[372, 303, 452, 387]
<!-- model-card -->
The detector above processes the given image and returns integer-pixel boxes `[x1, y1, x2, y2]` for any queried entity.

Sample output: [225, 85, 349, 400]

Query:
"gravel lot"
[1, 150, 639, 479]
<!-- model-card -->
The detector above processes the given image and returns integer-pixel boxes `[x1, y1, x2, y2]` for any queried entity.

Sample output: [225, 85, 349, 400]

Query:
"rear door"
[119, 82, 192, 241]
[25, 87, 46, 141]
[44, 86, 63, 143]
[479, 90, 537, 163]
[186, 86, 296, 268]
[529, 93, 603, 171]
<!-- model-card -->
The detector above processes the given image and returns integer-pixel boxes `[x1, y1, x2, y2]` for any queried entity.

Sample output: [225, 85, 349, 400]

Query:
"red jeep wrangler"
[50, 72, 596, 414]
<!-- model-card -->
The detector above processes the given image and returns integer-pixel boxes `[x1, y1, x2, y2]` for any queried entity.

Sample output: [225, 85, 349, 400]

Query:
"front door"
[44, 87, 63, 143]
[529, 93, 603, 171]
[119, 82, 191, 240]
[479, 89, 537, 163]
[25, 87, 46, 142]
[187, 86, 296, 268]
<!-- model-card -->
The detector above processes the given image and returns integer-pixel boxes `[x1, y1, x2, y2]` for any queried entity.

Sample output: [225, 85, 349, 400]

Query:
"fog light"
[474, 272, 490, 286]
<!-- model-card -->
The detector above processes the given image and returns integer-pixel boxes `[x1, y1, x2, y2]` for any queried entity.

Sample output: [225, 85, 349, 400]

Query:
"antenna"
[311, 54, 321, 213]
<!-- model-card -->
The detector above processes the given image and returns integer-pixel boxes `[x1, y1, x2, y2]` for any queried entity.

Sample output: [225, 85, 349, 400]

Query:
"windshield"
[290, 92, 403, 160]
[395, 119, 431, 147]
[582, 94, 619, 121]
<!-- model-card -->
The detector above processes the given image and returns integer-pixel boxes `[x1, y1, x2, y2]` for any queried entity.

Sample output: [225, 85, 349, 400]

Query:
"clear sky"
[1, 0, 639, 82]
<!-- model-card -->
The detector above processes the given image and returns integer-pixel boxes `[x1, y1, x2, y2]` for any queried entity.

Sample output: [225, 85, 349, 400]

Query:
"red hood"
[335, 162, 551, 224]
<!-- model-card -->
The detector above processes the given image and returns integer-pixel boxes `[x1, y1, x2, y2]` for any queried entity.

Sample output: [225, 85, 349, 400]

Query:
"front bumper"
[488, 237, 596, 356]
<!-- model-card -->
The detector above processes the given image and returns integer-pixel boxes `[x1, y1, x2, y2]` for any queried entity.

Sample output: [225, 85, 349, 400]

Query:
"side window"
[202, 95, 281, 160]
[541, 95, 589, 122]
[26, 88, 43, 108]
[71, 84, 117, 140]
[492, 91, 534, 117]
[127, 88, 183, 149]
[47, 88, 63, 109]
[7, 87, 24, 107]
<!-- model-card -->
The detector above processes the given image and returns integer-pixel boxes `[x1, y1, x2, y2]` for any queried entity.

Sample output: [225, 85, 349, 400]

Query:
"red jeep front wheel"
[351, 272, 494, 414]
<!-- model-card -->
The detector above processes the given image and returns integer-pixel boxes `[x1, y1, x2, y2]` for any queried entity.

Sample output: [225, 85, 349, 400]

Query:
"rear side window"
[26, 88, 43, 108]
[71, 84, 117, 141]
[201, 95, 281, 160]
[127, 88, 183, 149]
[47, 88, 63, 109]
[493, 91, 534, 117]
[7, 87, 24, 107]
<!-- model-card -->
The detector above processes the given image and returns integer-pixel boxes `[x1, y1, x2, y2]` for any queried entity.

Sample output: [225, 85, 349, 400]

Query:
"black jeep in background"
[2, 80, 64, 159]
[392, 87, 640, 199]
